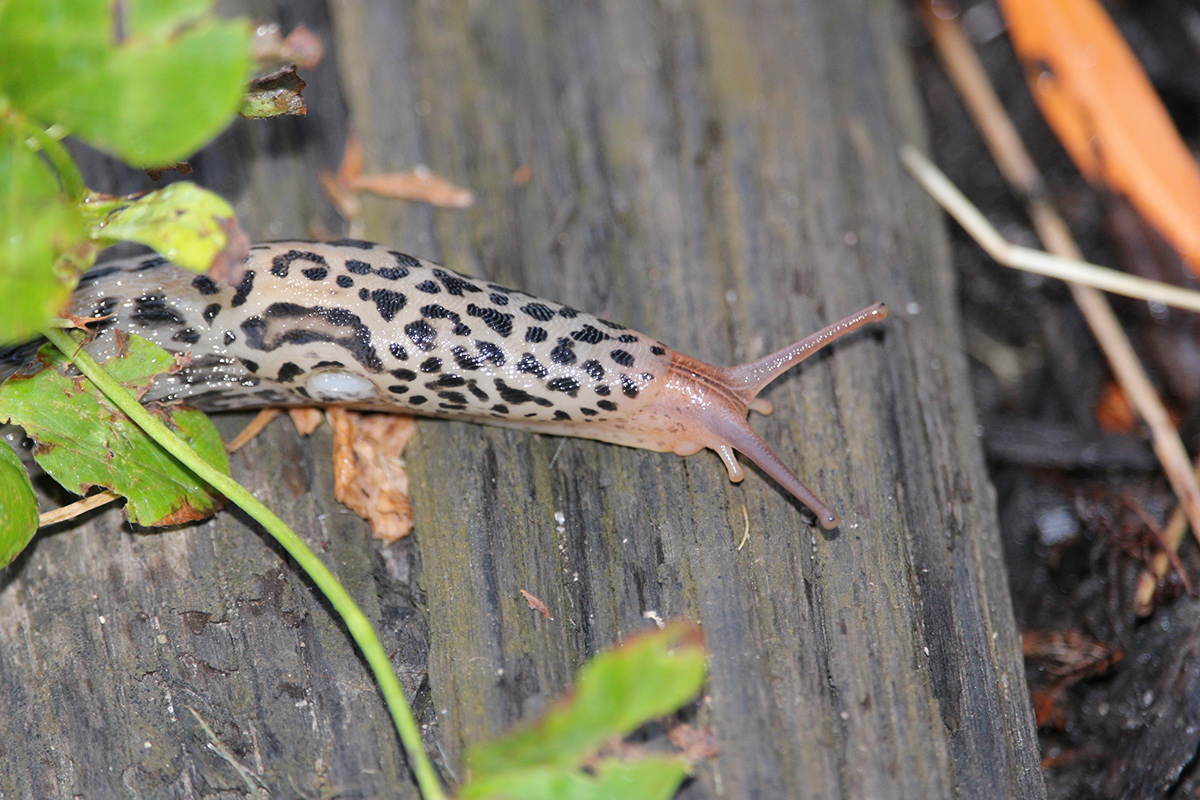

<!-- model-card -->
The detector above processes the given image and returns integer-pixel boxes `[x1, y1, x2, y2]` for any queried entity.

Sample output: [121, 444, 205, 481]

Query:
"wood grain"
[0, 1, 1045, 797]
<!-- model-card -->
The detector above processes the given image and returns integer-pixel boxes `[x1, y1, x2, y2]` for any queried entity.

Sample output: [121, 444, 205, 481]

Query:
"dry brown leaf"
[288, 407, 325, 436]
[351, 167, 476, 209]
[327, 408, 416, 542]
[519, 589, 553, 620]
[997, 0, 1200, 272]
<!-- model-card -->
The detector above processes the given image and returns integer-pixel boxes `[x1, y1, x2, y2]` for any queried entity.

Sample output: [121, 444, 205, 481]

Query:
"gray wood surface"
[0, 1, 1046, 798]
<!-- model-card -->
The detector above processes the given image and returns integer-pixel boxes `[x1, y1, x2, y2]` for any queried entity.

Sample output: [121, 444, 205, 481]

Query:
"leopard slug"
[58, 240, 885, 528]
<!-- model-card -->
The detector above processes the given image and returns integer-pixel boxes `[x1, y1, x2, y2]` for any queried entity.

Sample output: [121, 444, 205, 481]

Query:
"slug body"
[63, 240, 886, 527]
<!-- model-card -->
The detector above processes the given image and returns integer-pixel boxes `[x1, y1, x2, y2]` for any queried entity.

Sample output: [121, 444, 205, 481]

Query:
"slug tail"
[724, 302, 887, 402]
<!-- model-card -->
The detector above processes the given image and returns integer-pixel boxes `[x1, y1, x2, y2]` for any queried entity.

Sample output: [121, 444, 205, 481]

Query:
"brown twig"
[38, 490, 120, 527]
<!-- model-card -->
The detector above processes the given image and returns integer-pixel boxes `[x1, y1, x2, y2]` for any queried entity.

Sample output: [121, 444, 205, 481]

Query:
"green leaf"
[0, 0, 252, 166]
[0, 122, 88, 343]
[86, 182, 239, 270]
[0, 438, 39, 567]
[459, 757, 689, 800]
[465, 622, 707, 779]
[0, 334, 230, 526]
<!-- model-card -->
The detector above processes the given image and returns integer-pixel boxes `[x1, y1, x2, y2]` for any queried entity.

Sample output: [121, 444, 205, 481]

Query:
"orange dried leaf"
[1095, 380, 1137, 433]
[519, 589, 553, 620]
[328, 408, 416, 542]
[350, 168, 476, 208]
[997, 0, 1200, 272]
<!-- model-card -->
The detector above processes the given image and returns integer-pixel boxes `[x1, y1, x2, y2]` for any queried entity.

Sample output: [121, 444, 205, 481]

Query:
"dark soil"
[911, 1, 1200, 797]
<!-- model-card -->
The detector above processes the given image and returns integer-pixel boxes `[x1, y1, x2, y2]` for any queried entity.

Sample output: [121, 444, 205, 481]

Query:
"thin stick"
[901, 150, 1200, 313]
[38, 489, 121, 527]
[918, 6, 1200, 581]
[226, 408, 283, 453]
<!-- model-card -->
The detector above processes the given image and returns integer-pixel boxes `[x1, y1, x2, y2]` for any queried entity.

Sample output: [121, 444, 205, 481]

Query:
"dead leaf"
[665, 719, 720, 761]
[327, 408, 416, 542]
[241, 65, 308, 118]
[288, 407, 325, 436]
[351, 167, 475, 208]
[520, 589, 553, 620]
[997, 0, 1200, 272]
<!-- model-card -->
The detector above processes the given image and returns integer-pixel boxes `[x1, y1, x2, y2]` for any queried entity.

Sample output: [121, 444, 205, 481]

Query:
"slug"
[58, 240, 885, 528]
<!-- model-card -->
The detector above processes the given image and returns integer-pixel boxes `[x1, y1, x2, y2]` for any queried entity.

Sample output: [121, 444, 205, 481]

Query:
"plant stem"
[42, 326, 447, 800]
[9, 112, 86, 200]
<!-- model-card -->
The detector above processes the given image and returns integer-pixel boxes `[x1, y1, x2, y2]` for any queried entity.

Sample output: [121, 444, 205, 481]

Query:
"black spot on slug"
[420, 357, 442, 373]
[405, 320, 437, 351]
[271, 249, 326, 277]
[594, 385, 611, 396]
[610, 349, 635, 367]
[596, 399, 618, 411]
[571, 325, 610, 344]
[389, 250, 421, 268]
[224, 331, 237, 346]
[580, 407, 598, 416]
[491, 403, 509, 414]
[276, 362, 304, 383]
[409, 396, 428, 405]
[390, 367, 417, 381]
[467, 304, 513, 337]
[581, 359, 605, 381]
[336, 275, 355, 288]
[517, 353, 548, 379]
[650, 345, 665, 356]
[131, 295, 184, 327]
[489, 292, 509, 306]
[192, 274, 220, 295]
[241, 304, 383, 372]
[620, 375, 640, 398]
[553, 410, 571, 421]
[388, 385, 409, 394]
[358, 288, 370, 301]
[558, 306, 579, 319]
[466, 380, 489, 401]
[389, 342, 408, 361]
[435, 391, 468, 405]
[302, 266, 328, 281]
[525, 327, 548, 343]
[597, 318, 627, 331]
[202, 303, 221, 325]
[433, 268, 481, 296]
[242, 359, 260, 373]
[314, 360, 345, 369]
[230, 270, 256, 308]
[138, 256, 170, 271]
[346, 259, 373, 275]
[415, 280, 440, 294]
[546, 376, 580, 397]
[172, 327, 200, 344]
[451, 346, 483, 371]
[329, 239, 375, 249]
[430, 374, 466, 388]
[617, 334, 639, 343]
[550, 338, 577, 366]
[521, 303, 555, 321]
[493, 378, 553, 407]
[371, 288, 407, 321]
[476, 341, 505, 366]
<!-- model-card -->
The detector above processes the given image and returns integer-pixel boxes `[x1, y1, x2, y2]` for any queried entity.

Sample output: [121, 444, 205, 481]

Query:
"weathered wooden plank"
[0, 1, 1044, 798]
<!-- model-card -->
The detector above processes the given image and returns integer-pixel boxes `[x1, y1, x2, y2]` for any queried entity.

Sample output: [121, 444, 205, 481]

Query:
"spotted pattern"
[64, 241, 672, 427]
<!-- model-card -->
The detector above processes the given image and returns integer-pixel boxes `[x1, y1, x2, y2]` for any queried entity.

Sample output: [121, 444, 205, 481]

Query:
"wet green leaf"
[0, 439, 39, 567]
[0, 123, 87, 343]
[87, 182, 240, 271]
[0, 335, 230, 526]
[0, 0, 252, 166]
[460, 622, 706, 799]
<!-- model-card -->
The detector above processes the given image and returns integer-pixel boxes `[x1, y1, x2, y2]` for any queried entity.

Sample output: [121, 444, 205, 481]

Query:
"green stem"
[43, 326, 448, 800]
[9, 113, 86, 200]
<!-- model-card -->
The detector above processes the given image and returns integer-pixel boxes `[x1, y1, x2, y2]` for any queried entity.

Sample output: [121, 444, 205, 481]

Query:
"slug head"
[626, 302, 886, 528]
